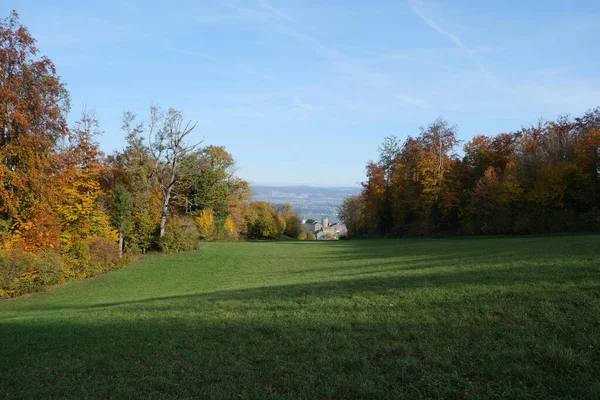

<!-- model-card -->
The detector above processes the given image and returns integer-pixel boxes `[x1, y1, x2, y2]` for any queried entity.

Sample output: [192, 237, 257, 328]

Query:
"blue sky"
[3, 1, 600, 186]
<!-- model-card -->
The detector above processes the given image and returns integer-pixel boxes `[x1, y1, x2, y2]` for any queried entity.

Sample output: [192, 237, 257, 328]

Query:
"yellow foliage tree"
[195, 209, 215, 240]
[58, 112, 117, 244]
[223, 215, 238, 241]
[275, 211, 287, 236]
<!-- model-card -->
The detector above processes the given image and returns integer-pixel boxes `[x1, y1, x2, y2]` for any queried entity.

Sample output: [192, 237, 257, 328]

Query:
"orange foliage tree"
[0, 11, 69, 250]
[346, 110, 600, 237]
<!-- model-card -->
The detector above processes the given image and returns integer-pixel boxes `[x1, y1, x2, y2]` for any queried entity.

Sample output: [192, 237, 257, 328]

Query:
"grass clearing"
[1, 235, 599, 399]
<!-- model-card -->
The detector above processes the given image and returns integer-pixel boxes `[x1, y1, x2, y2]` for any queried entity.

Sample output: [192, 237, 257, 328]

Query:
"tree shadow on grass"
[288, 252, 508, 276]
[2, 236, 599, 399]
[1, 267, 599, 399]
[265, 236, 548, 264]
[285, 238, 595, 284]
[6, 253, 597, 315]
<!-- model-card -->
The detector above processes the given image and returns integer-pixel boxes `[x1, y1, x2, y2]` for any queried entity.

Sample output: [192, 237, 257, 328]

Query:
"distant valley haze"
[251, 185, 361, 219]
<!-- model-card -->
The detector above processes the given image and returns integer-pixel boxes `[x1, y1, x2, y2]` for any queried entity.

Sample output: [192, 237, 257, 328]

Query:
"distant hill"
[251, 185, 361, 219]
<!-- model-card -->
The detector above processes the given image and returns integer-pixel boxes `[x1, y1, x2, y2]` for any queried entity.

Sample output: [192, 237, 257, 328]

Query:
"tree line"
[0, 12, 302, 297]
[338, 113, 600, 238]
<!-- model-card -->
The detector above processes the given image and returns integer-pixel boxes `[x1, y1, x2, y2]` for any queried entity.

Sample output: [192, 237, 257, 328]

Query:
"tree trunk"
[159, 190, 171, 238]
[118, 231, 124, 259]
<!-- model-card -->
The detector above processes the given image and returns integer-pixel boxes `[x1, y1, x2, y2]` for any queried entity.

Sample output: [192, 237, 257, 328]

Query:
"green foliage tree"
[111, 112, 161, 253]
[175, 146, 251, 240]
[337, 195, 366, 238]
[111, 185, 132, 258]
[179, 146, 235, 213]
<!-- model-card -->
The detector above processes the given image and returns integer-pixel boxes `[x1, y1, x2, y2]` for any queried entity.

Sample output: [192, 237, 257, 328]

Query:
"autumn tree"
[418, 118, 459, 201]
[416, 119, 460, 233]
[337, 195, 365, 238]
[361, 162, 386, 235]
[356, 112, 600, 236]
[245, 202, 279, 240]
[464, 167, 502, 234]
[377, 136, 401, 234]
[222, 215, 238, 241]
[195, 209, 215, 240]
[388, 137, 425, 234]
[58, 111, 114, 243]
[419, 118, 459, 188]
[0, 11, 69, 250]
[274, 203, 302, 238]
[462, 135, 493, 188]
[226, 177, 252, 239]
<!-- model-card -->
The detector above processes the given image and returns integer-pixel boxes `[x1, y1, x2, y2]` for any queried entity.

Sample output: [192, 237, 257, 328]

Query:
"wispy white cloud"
[394, 93, 428, 108]
[409, 0, 486, 74]
[212, 0, 340, 64]
[248, 1, 395, 89]
[214, 1, 269, 23]
[257, 0, 294, 22]
[410, 2, 470, 55]
[209, 0, 400, 118]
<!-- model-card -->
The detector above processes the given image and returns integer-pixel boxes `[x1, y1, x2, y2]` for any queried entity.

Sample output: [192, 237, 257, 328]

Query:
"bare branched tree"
[148, 106, 202, 238]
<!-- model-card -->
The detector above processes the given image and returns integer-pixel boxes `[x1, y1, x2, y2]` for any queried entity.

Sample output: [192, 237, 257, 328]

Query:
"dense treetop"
[339, 113, 600, 237]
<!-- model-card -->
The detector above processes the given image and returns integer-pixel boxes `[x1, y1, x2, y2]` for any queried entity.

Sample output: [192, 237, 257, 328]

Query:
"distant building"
[304, 218, 322, 233]
[303, 217, 344, 240]
[330, 223, 343, 234]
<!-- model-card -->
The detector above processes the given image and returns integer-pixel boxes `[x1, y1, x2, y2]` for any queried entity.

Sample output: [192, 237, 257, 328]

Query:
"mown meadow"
[1, 235, 599, 399]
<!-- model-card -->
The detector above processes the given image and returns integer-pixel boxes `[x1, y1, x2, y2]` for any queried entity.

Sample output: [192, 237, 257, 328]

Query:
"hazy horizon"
[250, 182, 362, 188]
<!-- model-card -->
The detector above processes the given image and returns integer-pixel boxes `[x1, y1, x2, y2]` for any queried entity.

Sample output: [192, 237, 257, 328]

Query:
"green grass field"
[1, 236, 599, 399]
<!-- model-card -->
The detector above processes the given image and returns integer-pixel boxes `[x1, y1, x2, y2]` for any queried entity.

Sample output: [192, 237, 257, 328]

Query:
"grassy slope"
[1, 236, 599, 399]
